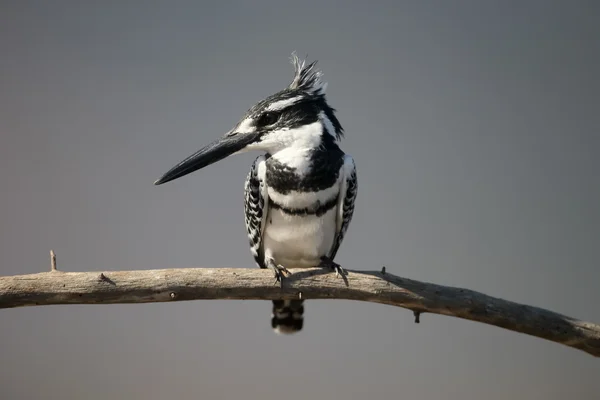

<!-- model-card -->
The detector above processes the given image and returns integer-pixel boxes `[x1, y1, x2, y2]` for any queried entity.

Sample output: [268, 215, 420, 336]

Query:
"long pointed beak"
[154, 131, 259, 185]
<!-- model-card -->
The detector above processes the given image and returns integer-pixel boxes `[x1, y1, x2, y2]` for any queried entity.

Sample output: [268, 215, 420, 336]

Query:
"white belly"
[263, 207, 337, 268]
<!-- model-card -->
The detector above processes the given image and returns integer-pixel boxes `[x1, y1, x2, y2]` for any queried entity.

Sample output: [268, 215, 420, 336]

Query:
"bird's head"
[154, 52, 343, 185]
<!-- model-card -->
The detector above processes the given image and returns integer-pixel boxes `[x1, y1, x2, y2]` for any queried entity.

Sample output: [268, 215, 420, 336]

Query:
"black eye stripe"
[247, 95, 342, 139]
[256, 112, 280, 127]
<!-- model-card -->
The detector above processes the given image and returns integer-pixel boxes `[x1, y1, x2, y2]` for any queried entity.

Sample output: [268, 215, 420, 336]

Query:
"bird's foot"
[319, 256, 345, 278]
[267, 260, 290, 286]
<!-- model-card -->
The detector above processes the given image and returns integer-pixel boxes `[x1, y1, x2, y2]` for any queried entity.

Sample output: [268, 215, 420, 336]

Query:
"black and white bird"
[154, 53, 358, 335]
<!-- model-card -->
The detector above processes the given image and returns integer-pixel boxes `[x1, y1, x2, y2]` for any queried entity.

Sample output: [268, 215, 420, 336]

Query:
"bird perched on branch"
[154, 53, 358, 335]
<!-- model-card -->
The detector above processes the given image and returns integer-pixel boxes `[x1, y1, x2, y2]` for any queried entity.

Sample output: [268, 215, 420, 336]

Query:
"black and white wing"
[329, 155, 358, 260]
[244, 155, 270, 269]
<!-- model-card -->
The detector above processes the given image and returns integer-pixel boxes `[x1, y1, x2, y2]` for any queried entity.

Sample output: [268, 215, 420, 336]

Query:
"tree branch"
[1, 264, 598, 357]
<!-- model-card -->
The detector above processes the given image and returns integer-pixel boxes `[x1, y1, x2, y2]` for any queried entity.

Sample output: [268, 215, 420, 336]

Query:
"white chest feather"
[263, 205, 338, 268]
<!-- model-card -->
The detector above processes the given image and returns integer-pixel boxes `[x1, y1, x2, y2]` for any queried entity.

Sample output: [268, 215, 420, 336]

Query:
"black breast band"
[269, 196, 338, 217]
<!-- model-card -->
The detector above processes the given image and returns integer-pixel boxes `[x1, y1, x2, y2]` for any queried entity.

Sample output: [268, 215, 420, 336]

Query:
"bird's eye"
[257, 112, 280, 127]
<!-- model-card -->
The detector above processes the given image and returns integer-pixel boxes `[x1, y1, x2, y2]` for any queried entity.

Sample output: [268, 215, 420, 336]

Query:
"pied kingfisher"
[154, 53, 358, 335]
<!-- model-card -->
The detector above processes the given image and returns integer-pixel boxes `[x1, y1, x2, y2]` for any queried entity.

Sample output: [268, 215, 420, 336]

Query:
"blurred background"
[1, 1, 599, 399]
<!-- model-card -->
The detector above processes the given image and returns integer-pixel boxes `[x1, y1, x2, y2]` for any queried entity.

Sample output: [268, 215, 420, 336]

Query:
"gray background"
[1, 1, 599, 399]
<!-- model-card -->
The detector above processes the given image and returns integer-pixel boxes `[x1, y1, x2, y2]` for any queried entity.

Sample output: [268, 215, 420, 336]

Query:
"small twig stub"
[50, 250, 57, 271]
[413, 310, 421, 323]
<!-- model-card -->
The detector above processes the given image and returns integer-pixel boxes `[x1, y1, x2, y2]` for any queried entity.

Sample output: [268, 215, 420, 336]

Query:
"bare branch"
[0, 266, 598, 357]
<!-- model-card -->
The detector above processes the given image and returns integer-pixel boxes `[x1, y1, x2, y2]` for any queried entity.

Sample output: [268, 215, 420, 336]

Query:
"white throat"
[269, 120, 324, 152]
[274, 123, 322, 175]
[246, 120, 323, 175]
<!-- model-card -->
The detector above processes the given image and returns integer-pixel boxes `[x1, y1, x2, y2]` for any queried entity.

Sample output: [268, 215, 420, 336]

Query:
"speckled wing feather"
[244, 155, 269, 269]
[329, 155, 357, 260]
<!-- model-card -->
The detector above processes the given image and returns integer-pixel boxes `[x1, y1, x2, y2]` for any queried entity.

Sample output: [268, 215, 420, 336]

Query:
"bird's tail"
[271, 299, 304, 334]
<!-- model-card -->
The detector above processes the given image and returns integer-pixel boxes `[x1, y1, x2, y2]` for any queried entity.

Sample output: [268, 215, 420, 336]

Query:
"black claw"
[333, 265, 345, 277]
[269, 263, 290, 286]
[319, 256, 345, 277]
[274, 271, 283, 283]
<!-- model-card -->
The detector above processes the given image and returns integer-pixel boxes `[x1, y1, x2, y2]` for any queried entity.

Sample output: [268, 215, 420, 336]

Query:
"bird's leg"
[266, 258, 290, 286]
[318, 256, 345, 278]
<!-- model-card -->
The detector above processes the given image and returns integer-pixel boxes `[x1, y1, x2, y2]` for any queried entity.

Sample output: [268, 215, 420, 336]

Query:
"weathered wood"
[1, 267, 598, 357]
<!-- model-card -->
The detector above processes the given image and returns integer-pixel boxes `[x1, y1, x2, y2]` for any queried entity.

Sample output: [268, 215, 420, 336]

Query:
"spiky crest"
[239, 52, 343, 141]
[288, 52, 327, 96]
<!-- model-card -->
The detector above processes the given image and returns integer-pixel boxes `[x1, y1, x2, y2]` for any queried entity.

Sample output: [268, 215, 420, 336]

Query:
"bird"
[154, 53, 358, 335]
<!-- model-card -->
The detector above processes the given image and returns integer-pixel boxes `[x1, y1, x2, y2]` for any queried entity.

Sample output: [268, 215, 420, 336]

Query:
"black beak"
[154, 132, 260, 185]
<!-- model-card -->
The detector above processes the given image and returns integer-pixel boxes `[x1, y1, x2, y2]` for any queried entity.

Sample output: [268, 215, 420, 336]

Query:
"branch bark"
[1, 265, 599, 357]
